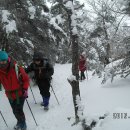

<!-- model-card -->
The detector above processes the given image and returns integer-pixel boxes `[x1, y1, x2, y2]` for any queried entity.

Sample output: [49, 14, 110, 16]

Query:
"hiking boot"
[14, 124, 19, 130]
[44, 105, 49, 111]
[14, 122, 27, 130]
[41, 102, 49, 110]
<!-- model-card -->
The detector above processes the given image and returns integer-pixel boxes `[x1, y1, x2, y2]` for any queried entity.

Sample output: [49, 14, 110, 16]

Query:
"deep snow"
[0, 64, 130, 130]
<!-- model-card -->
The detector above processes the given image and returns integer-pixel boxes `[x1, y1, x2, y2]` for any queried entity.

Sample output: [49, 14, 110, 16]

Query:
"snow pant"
[37, 79, 50, 97]
[37, 78, 51, 106]
[37, 78, 51, 97]
[80, 71, 86, 80]
[42, 96, 50, 107]
[8, 97, 26, 125]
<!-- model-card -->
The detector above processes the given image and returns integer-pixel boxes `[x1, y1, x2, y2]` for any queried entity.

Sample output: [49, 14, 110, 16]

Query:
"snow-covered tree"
[0, 0, 57, 63]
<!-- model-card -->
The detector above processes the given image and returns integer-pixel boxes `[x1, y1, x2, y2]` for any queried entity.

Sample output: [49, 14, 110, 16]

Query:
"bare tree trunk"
[69, 34, 80, 122]
[67, 0, 80, 123]
[102, 18, 110, 66]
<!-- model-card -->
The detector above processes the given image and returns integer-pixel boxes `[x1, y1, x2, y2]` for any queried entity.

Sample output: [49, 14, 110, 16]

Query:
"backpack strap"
[15, 63, 21, 104]
[15, 63, 19, 78]
[11, 63, 22, 104]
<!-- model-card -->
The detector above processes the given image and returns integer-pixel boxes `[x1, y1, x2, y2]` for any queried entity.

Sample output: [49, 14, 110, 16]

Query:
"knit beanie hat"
[0, 51, 8, 61]
[33, 51, 43, 60]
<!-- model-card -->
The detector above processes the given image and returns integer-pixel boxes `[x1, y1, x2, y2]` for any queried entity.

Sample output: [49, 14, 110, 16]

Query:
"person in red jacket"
[79, 54, 87, 80]
[0, 51, 29, 130]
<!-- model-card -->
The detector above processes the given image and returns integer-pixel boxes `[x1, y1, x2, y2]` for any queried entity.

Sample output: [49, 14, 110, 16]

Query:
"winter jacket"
[25, 58, 54, 81]
[79, 56, 87, 72]
[0, 60, 29, 100]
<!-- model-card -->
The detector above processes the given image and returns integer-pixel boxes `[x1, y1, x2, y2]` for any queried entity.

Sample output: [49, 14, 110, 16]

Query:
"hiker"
[79, 54, 87, 80]
[0, 51, 29, 130]
[25, 51, 54, 110]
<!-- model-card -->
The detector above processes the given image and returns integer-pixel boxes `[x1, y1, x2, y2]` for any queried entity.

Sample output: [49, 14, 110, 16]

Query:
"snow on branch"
[102, 59, 123, 84]
[68, 75, 77, 82]
[64, 1, 74, 13]
[64, 1, 78, 35]
[20, 38, 34, 48]
[71, 14, 78, 35]
[27, 0, 36, 19]
[2, 10, 18, 35]
[49, 17, 67, 36]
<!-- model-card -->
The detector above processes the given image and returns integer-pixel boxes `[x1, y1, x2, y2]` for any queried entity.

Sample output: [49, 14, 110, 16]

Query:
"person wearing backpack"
[25, 51, 54, 110]
[0, 51, 29, 130]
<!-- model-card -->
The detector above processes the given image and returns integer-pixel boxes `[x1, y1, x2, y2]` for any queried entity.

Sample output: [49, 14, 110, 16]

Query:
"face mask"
[0, 61, 8, 69]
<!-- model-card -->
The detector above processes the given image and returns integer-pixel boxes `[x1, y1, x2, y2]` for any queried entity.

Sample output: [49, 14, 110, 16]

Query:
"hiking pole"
[29, 85, 37, 104]
[50, 85, 60, 105]
[26, 99, 38, 126]
[0, 110, 8, 127]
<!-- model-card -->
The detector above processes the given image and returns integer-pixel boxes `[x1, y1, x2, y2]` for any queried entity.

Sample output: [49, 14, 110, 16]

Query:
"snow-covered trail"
[0, 64, 130, 130]
[0, 64, 81, 130]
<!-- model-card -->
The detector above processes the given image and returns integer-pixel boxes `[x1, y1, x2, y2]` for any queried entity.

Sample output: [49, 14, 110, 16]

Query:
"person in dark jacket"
[0, 51, 29, 130]
[25, 51, 54, 110]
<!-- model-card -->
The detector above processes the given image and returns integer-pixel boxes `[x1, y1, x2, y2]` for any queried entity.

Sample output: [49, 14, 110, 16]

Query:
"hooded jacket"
[0, 59, 29, 100]
[25, 58, 54, 81]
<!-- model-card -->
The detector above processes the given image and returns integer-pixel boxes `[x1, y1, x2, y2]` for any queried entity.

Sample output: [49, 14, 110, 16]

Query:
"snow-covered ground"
[0, 64, 130, 130]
